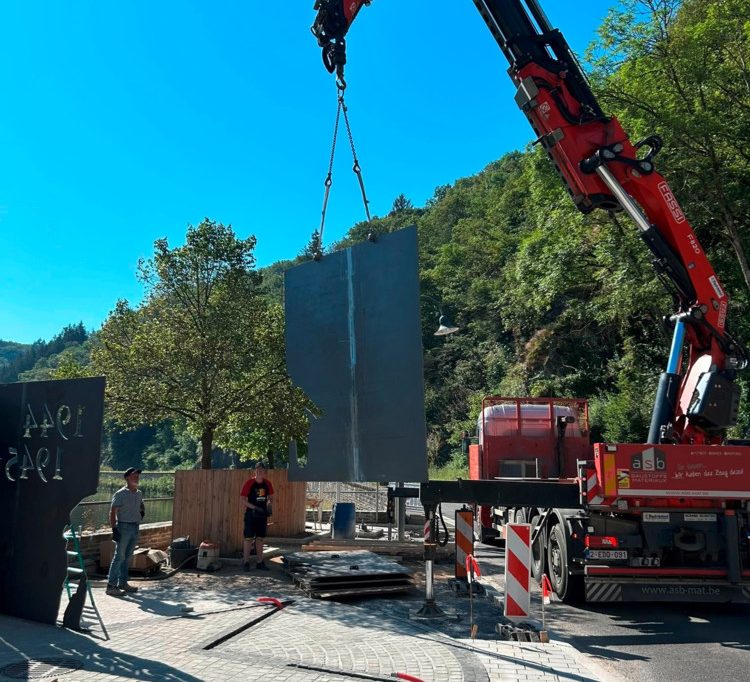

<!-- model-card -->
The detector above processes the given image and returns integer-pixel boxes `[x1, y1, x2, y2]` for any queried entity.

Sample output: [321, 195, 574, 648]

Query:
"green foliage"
[97, 472, 175, 498]
[50, 343, 94, 380]
[140, 422, 198, 471]
[429, 451, 469, 481]
[92, 218, 314, 469]
[299, 229, 324, 259]
[0, 340, 29, 376]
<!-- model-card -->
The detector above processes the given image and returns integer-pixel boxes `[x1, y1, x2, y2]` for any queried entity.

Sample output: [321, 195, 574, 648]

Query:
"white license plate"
[587, 550, 628, 560]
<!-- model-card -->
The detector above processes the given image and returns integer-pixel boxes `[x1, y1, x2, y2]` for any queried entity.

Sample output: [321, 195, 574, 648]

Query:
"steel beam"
[420, 478, 583, 508]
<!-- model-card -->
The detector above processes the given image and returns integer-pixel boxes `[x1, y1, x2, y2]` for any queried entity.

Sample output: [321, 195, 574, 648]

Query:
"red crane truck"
[312, 0, 750, 603]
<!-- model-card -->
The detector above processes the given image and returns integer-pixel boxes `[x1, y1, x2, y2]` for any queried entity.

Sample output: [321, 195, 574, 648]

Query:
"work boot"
[106, 585, 124, 596]
[243, 561, 250, 572]
[120, 583, 138, 593]
[256, 561, 269, 571]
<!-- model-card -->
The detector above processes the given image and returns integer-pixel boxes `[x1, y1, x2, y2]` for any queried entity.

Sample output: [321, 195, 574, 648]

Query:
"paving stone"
[0, 567, 602, 682]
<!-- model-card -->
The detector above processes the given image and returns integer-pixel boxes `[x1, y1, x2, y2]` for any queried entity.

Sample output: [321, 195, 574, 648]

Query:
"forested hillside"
[0, 323, 89, 383]
[5, 0, 749, 470]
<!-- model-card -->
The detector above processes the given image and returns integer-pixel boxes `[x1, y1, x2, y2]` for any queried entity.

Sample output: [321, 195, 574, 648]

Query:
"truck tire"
[530, 516, 545, 583]
[547, 523, 583, 603]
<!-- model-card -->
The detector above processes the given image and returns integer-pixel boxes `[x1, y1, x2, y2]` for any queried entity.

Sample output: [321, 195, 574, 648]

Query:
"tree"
[390, 193, 414, 214]
[50, 346, 92, 380]
[92, 218, 313, 469]
[299, 229, 324, 260]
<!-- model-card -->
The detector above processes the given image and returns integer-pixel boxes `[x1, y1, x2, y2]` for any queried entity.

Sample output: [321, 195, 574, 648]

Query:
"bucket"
[331, 502, 356, 539]
[197, 541, 220, 571]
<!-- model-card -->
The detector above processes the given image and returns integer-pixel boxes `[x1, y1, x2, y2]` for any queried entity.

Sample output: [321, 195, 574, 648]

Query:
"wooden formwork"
[172, 469, 306, 555]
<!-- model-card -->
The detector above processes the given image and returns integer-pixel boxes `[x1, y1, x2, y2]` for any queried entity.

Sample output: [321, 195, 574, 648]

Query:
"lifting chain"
[317, 82, 372, 257]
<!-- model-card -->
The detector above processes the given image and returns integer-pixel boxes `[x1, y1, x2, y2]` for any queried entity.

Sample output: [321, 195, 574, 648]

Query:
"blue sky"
[0, 1, 612, 344]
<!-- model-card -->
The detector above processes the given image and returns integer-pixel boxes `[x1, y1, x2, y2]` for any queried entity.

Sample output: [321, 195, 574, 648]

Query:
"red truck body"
[472, 397, 750, 603]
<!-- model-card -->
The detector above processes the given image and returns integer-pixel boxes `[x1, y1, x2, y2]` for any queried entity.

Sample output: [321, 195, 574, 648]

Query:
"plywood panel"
[172, 469, 306, 555]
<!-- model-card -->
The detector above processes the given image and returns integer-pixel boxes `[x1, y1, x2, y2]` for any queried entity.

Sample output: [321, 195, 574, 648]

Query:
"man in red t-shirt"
[240, 462, 275, 571]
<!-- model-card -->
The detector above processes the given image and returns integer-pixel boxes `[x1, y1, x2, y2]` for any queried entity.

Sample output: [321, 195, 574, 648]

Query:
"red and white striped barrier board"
[455, 508, 474, 579]
[504, 523, 531, 621]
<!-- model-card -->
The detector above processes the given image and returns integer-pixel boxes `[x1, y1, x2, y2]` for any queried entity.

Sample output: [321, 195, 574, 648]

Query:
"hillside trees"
[0, 323, 88, 382]
[92, 219, 313, 469]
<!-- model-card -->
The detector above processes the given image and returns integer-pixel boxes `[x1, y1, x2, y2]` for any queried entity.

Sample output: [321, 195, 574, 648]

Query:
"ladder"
[62, 524, 108, 639]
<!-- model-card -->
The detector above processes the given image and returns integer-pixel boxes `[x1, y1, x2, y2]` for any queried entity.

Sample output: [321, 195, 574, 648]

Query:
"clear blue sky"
[0, 1, 612, 344]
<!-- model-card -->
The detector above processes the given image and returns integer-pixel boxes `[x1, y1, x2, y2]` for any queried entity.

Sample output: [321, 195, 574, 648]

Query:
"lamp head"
[434, 314, 459, 336]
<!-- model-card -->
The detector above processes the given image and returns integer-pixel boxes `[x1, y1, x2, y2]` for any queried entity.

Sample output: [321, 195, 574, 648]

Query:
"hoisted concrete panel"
[285, 226, 427, 482]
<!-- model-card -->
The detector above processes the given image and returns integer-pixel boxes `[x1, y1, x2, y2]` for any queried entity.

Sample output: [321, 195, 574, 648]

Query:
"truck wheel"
[547, 523, 583, 603]
[530, 517, 545, 583]
[474, 518, 499, 545]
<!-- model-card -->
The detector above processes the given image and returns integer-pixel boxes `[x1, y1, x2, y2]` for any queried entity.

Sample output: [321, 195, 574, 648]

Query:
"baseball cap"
[123, 467, 142, 478]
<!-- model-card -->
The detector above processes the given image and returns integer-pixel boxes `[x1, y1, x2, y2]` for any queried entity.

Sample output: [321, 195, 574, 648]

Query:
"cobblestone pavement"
[0, 557, 605, 682]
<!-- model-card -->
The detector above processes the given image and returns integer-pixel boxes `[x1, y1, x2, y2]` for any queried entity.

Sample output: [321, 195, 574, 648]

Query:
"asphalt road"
[470, 540, 750, 682]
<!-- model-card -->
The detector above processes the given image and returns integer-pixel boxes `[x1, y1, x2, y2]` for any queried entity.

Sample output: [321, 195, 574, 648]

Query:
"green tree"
[92, 218, 312, 469]
[299, 229, 324, 260]
[389, 193, 414, 214]
[50, 346, 92, 379]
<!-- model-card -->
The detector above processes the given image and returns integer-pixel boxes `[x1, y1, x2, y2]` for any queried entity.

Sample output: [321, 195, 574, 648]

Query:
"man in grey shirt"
[106, 467, 145, 596]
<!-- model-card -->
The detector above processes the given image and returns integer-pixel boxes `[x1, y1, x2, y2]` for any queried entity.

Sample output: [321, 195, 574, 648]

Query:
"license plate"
[587, 550, 628, 560]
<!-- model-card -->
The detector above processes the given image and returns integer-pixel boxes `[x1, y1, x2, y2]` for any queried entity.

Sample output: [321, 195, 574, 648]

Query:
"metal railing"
[305, 481, 423, 518]
[70, 497, 174, 532]
[306, 482, 386, 516]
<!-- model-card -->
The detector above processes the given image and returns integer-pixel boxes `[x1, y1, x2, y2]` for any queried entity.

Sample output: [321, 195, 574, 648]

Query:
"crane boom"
[311, 0, 747, 446]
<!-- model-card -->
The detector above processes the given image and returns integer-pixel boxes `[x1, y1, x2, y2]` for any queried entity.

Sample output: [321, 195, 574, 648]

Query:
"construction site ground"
[0, 525, 611, 682]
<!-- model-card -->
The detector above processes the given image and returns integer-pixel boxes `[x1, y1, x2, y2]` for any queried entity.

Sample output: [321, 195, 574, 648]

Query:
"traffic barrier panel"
[504, 523, 531, 622]
[455, 508, 474, 578]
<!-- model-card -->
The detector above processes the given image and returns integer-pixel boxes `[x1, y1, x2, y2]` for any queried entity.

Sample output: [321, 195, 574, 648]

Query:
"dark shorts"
[244, 512, 268, 538]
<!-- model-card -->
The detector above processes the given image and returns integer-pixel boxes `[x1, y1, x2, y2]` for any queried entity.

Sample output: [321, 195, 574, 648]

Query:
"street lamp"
[434, 314, 460, 337]
[422, 294, 460, 337]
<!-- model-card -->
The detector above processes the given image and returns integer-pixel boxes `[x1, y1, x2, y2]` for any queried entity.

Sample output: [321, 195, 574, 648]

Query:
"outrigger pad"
[285, 226, 428, 482]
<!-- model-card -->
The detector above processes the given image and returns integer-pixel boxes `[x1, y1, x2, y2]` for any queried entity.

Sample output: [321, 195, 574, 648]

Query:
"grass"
[429, 459, 469, 481]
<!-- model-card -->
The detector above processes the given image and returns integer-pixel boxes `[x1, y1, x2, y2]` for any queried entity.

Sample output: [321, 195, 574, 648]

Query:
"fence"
[70, 497, 174, 531]
[305, 481, 422, 522]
